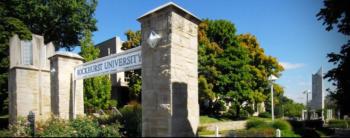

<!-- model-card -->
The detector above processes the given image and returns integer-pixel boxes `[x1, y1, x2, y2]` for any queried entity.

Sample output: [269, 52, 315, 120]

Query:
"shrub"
[239, 110, 249, 119]
[272, 119, 292, 131]
[258, 112, 271, 118]
[328, 120, 348, 128]
[8, 117, 30, 137]
[120, 103, 142, 137]
[0, 129, 11, 137]
[99, 123, 121, 137]
[304, 119, 324, 129]
[240, 118, 298, 137]
[38, 117, 74, 137]
[69, 116, 100, 137]
[97, 112, 121, 125]
[235, 127, 275, 137]
[246, 118, 267, 129]
[222, 107, 237, 119]
[287, 120, 303, 128]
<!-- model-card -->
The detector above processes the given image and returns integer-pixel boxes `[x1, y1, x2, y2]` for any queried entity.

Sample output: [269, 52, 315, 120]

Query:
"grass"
[198, 130, 215, 135]
[200, 115, 228, 124]
[248, 116, 272, 122]
[198, 129, 231, 136]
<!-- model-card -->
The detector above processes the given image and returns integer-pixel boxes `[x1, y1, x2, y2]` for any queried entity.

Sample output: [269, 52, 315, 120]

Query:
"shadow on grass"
[0, 115, 8, 129]
[287, 120, 335, 137]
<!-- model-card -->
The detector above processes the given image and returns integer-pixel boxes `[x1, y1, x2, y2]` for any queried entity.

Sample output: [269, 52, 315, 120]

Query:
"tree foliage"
[0, 0, 98, 115]
[198, 19, 284, 117]
[317, 0, 350, 36]
[121, 30, 141, 50]
[80, 30, 115, 113]
[2, 0, 98, 50]
[274, 96, 305, 118]
[317, 0, 350, 116]
[121, 30, 142, 102]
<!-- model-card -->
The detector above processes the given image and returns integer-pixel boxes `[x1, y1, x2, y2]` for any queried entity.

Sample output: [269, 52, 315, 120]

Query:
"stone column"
[50, 52, 84, 119]
[138, 2, 201, 137]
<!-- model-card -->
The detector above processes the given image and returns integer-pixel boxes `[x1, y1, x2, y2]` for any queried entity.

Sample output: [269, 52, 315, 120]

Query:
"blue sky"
[89, 0, 347, 104]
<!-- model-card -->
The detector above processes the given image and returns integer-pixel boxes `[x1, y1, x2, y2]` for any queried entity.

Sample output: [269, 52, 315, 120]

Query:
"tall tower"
[311, 67, 324, 119]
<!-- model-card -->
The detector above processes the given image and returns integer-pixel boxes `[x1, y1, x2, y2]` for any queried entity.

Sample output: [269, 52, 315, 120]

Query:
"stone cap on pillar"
[137, 2, 201, 24]
[49, 51, 84, 61]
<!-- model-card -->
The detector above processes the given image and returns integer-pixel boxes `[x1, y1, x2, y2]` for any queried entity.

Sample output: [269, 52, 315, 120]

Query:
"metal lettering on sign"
[74, 46, 141, 80]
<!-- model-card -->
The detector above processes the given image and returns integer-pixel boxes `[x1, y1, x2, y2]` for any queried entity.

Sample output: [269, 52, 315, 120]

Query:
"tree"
[237, 34, 284, 112]
[121, 30, 142, 102]
[317, 0, 350, 116]
[0, 0, 98, 115]
[274, 96, 304, 118]
[198, 20, 284, 118]
[80, 30, 115, 113]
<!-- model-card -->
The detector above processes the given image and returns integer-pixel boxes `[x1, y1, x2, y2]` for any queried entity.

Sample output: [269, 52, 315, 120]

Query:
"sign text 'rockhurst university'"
[74, 46, 141, 80]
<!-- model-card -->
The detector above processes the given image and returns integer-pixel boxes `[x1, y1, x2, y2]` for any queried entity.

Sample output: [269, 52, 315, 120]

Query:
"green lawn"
[199, 115, 230, 124]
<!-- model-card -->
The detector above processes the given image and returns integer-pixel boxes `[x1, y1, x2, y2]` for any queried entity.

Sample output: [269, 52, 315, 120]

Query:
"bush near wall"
[258, 112, 271, 118]
[328, 120, 349, 128]
[303, 119, 324, 129]
[6, 115, 121, 137]
[243, 118, 299, 137]
[120, 103, 142, 137]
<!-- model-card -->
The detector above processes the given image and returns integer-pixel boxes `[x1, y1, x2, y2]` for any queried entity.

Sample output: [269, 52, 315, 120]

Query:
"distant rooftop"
[137, 2, 201, 24]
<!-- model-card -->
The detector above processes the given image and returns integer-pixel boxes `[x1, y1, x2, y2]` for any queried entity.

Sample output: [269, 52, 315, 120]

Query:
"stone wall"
[9, 34, 55, 123]
[9, 34, 83, 123]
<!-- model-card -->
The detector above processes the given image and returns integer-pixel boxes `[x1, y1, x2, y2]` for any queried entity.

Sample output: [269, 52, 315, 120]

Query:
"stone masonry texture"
[9, 34, 83, 123]
[138, 3, 201, 137]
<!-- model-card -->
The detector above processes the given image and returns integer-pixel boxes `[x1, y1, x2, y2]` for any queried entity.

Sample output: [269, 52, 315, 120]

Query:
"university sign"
[74, 46, 141, 80]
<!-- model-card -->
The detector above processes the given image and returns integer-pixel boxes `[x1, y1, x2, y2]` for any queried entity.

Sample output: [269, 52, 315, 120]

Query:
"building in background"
[310, 67, 324, 120]
[95, 36, 129, 106]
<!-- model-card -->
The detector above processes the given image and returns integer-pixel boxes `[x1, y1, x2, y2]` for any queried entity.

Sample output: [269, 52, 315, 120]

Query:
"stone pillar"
[138, 2, 201, 137]
[50, 52, 84, 119]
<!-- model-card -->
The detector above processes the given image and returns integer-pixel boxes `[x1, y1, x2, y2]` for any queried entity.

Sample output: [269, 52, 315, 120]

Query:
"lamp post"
[303, 90, 311, 120]
[268, 75, 278, 121]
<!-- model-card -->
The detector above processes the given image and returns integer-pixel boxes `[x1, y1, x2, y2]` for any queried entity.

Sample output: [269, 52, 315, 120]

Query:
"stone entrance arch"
[9, 2, 200, 137]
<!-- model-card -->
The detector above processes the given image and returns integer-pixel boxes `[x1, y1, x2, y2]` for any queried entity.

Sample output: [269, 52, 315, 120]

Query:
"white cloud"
[280, 62, 305, 70]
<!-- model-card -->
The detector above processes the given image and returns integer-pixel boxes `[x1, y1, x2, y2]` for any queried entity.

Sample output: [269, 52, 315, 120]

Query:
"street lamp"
[268, 75, 278, 121]
[303, 90, 311, 120]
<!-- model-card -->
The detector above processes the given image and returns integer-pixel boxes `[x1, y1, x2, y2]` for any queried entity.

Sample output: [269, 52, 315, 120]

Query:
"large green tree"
[0, 0, 97, 115]
[317, 0, 350, 116]
[237, 34, 284, 113]
[198, 19, 284, 118]
[80, 30, 115, 113]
